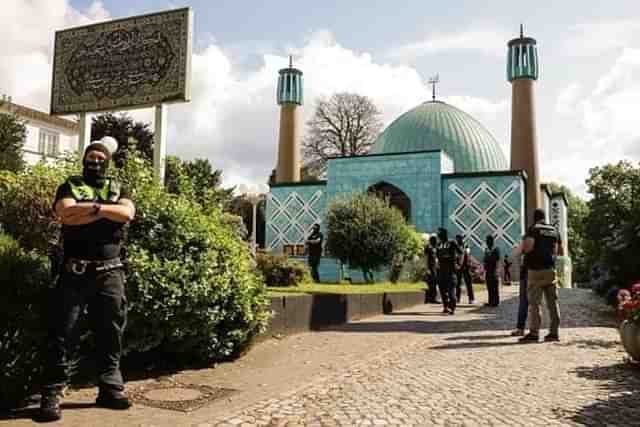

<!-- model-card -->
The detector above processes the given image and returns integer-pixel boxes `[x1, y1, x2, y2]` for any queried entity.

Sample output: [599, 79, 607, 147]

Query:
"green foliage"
[109, 155, 271, 359]
[325, 192, 412, 283]
[256, 253, 311, 287]
[165, 155, 234, 211]
[389, 227, 424, 283]
[0, 111, 27, 172]
[0, 155, 78, 253]
[91, 112, 154, 167]
[0, 153, 270, 392]
[0, 233, 50, 409]
[585, 161, 640, 289]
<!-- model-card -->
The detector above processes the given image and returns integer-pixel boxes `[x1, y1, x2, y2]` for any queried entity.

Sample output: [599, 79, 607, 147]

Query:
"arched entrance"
[367, 181, 411, 222]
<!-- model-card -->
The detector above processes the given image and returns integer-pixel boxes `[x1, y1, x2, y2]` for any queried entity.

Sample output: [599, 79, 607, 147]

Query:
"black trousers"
[438, 270, 457, 311]
[456, 268, 474, 303]
[425, 271, 439, 303]
[309, 256, 321, 282]
[486, 275, 500, 306]
[41, 268, 127, 394]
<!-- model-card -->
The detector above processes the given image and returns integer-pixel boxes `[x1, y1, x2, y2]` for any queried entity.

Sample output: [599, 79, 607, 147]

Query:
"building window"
[39, 129, 60, 157]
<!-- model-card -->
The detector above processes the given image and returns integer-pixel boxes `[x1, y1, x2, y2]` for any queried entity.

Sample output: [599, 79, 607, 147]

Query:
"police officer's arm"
[96, 198, 135, 223]
[55, 198, 102, 225]
[522, 236, 535, 253]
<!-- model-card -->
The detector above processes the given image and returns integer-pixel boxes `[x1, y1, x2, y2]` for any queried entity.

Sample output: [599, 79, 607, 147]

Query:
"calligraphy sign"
[50, 8, 192, 115]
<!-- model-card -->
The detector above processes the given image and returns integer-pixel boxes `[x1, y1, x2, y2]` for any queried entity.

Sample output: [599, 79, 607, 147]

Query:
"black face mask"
[82, 159, 108, 186]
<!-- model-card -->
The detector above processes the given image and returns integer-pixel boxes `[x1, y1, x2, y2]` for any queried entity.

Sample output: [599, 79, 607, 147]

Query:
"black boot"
[38, 391, 62, 422]
[96, 389, 131, 410]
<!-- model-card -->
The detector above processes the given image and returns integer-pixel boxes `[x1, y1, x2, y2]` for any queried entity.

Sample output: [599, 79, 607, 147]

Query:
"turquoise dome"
[371, 101, 508, 173]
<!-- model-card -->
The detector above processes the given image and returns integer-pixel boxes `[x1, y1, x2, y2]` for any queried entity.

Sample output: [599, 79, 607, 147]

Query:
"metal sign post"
[154, 104, 168, 185]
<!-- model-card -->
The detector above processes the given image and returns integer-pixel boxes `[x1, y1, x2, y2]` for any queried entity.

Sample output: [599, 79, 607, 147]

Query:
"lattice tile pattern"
[267, 188, 325, 251]
[446, 178, 523, 257]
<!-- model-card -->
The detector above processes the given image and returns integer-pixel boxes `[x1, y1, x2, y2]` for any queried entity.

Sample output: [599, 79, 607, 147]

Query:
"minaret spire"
[289, 54, 293, 68]
[520, 23, 524, 38]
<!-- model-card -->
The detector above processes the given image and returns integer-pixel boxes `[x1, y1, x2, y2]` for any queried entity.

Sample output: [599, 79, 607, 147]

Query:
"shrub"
[389, 226, 424, 283]
[1, 154, 270, 374]
[325, 192, 410, 283]
[0, 233, 50, 409]
[256, 253, 311, 287]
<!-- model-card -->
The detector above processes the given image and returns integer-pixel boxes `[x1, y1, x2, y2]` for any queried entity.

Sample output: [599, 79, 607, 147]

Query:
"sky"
[3, 0, 640, 197]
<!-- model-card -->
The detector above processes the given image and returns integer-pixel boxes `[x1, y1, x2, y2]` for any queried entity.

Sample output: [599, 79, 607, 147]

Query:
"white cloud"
[388, 30, 508, 60]
[545, 48, 640, 197]
[562, 19, 640, 57]
[0, 0, 110, 110]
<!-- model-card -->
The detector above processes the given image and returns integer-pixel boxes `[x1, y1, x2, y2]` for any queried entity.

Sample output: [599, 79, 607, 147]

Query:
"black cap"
[533, 208, 546, 222]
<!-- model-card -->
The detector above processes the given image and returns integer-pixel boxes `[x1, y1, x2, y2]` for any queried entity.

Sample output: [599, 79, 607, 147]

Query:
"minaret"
[275, 56, 303, 183]
[508, 25, 541, 226]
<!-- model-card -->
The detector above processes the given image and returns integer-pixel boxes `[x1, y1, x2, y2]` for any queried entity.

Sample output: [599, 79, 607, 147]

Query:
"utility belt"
[64, 257, 123, 275]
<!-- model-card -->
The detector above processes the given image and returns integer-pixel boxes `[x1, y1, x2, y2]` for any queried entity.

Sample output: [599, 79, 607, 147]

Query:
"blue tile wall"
[266, 184, 327, 253]
[442, 174, 525, 260]
[326, 151, 444, 233]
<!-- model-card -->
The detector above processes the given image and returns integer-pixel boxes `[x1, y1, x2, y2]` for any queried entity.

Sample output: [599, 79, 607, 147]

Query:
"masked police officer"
[455, 234, 475, 305]
[39, 137, 135, 422]
[425, 235, 440, 304]
[519, 208, 563, 343]
[436, 228, 461, 315]
[484, 235, 501, 307]
[306, 223, 323, 282]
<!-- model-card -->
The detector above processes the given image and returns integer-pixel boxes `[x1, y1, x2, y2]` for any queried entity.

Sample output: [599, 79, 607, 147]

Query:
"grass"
[267, 281, 427, 297]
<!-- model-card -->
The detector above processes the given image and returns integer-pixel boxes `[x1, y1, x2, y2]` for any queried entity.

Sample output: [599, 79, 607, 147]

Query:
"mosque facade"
[264, 30, 571, 283]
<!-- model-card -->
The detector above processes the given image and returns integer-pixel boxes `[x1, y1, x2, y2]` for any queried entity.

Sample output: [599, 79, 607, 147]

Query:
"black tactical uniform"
[455, 237, 475, 304]
[40, 140, 132, 421]
[306, 225, 323, 282]
[436, 230, 461, 314]
[424, 239, 439, 303]
[483, 236, 501, 307]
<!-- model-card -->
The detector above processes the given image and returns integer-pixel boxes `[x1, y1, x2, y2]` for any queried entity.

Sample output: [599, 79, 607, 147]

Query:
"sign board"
[50, 7, 192, 115]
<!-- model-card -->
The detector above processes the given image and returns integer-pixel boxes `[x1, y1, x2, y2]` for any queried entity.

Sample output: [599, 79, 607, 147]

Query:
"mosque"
[264, 28, 571, 283]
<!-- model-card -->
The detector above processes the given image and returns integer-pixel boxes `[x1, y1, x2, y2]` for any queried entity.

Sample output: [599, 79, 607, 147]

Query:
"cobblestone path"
[210, 288, 640, 427]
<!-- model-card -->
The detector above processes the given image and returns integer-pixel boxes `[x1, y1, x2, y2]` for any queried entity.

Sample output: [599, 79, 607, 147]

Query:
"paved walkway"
[3, 287, 639, 426]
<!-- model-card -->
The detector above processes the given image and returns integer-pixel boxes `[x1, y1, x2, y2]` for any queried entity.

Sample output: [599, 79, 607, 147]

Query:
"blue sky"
[4, 0, 640, 195]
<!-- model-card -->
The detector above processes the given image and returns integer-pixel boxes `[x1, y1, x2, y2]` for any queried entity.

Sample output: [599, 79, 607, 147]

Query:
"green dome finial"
[507, 25, 538, 81]
[277, 55, 303, 105]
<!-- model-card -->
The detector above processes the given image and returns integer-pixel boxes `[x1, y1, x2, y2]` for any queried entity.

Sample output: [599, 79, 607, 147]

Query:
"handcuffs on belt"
[65, 257, 123, 275]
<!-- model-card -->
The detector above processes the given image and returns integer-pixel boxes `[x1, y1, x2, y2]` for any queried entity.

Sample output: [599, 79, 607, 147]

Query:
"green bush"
[256, 253, 311, 287]
[0, 233, 50, 409]
[325, 192, 411, 283]
[0, 155, 270, 386]
[389, 226, 424, 283]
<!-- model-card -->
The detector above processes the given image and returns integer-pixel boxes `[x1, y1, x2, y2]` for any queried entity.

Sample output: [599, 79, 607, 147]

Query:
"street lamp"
[238, 183, 269, 257]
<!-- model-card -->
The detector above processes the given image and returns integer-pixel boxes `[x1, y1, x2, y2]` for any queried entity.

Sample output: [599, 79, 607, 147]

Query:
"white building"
[0, 97, 79, 165]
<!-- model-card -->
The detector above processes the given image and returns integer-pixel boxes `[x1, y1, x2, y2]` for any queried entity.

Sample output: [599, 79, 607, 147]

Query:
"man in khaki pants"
[519, 208, 563, 343]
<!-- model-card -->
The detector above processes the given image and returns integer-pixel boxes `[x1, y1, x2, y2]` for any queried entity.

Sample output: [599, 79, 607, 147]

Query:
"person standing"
[503, 255, 512, 285]
[483, 235, 501, 307]
[39, 137, 135, 422]
[436, 228, 461, 315]
[455, 234, 475, 304]
[424, 235, 440, 304]
[306, 223, 323, 283]
[511, 236, 529, 336]
[519, 208, 562, 343]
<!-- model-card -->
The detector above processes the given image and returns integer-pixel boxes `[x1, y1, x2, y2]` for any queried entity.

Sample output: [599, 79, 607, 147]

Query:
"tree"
[325, 192, 411, 283]
[164, 156, 234, 211]
[0, 110, 26, 172]
[302, 92, 383, 176]
[228, 196, 266, 247]
[584, 161, 640, 289]
[545, 182, 589, 281]
[91, 112, 154, 166]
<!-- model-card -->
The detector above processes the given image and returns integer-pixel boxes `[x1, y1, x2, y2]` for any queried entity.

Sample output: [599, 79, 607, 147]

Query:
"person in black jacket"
[483, 235, 501, 307]
[306, 223, 323, 282]
[436, 228, 462, 315]
[455, 234, 475, 304]
[424, 235, 440, 303]
[519, 208, 563, 343]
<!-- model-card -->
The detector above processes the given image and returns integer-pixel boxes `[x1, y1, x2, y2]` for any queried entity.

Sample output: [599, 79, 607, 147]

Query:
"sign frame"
[50, 7, 192, 116]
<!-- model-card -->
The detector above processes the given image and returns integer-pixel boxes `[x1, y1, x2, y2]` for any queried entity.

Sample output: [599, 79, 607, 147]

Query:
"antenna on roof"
[428, 74, 440, 101]
[289, 54, 293, 68]
[520, 23, 524, 38]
